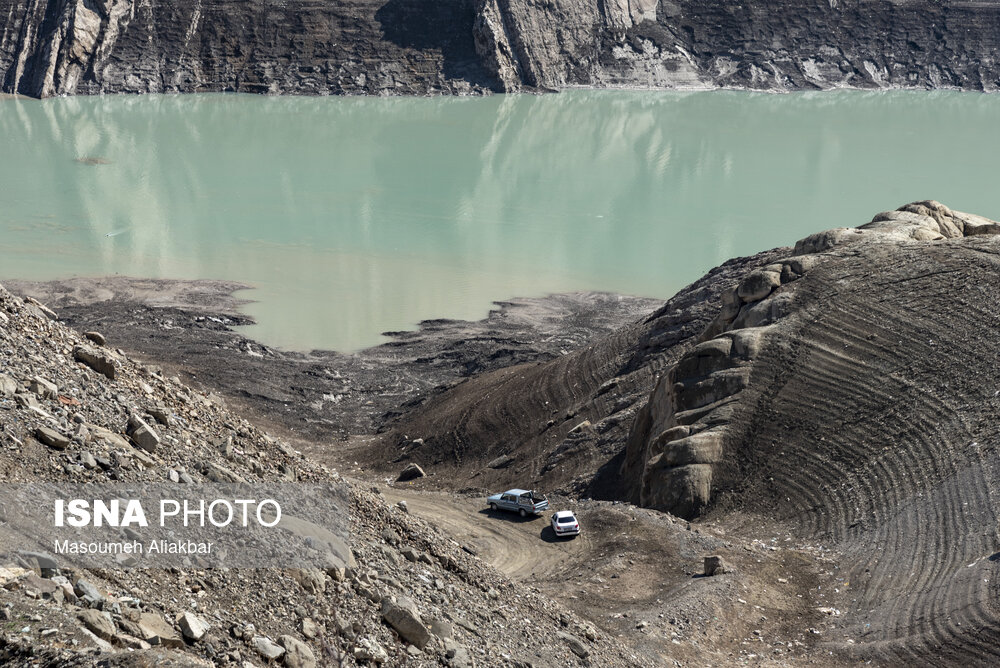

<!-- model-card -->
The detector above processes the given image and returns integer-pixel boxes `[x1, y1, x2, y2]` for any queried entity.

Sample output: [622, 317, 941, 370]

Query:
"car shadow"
[540, 525, 576, 543]
[478, 507, 541, 524]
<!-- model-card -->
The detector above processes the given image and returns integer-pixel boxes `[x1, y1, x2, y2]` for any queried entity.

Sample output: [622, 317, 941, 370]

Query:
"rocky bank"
[5, 0, 1000, 97]
[0, 282, 645, 667]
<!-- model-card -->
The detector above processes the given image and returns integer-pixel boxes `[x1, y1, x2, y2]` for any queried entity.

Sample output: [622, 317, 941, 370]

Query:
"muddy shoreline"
[7, 276, 661, 447]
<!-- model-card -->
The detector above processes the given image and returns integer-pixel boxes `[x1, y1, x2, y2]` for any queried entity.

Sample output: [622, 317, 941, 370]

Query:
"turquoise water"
[0, 90, 997, 351]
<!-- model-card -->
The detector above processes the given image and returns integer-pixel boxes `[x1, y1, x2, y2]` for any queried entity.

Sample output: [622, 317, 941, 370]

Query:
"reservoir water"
[1, 89, 997, 351]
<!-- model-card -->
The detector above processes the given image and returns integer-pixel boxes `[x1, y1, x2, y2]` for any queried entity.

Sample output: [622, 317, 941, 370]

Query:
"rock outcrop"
[6, 0, 1000, 96]
[624, 200, 1000, 519]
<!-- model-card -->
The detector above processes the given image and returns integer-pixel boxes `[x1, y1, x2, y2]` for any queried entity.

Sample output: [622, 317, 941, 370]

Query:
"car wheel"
[490, 503, 498, 512]
[519, 508, 527, 517]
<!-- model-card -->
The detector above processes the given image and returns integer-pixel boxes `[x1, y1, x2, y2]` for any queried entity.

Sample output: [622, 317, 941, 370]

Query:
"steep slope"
[624, 200, 1000, 663]
[363, 248, 786, 495]
[0, 282, 644, 667]
[6, 0, 1000, 96]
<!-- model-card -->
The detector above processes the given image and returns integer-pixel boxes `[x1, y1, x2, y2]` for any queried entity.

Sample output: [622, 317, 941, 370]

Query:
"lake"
[1, 89, 996, 351]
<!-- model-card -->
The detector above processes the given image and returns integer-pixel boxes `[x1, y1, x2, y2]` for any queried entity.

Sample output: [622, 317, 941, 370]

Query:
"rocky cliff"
[4, 0, 1000, 97]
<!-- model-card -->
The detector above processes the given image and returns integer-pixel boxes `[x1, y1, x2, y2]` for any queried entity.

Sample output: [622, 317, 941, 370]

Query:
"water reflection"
[0, 90, 997, 350]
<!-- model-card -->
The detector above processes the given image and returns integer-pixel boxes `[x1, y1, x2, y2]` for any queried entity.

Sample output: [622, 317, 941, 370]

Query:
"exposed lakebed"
[2, 89, 998, 351]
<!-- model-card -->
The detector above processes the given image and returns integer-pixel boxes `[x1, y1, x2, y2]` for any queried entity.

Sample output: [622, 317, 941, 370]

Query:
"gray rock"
[381, 596, 431, 648]
[396, 500, 409, 513]
[487, 454, 515, 469]
[147, 405, 171, 425]
[279, 634, 317, 668]
[430, 619, 454, 640]
[136, 612, 184, 648]
[204, 462, 246, 483]
[397, 463, 426, 481]
[78, 609, 115, 641]
[253, 635, 286, 660]
[22, 574, 63, 602]
[127, 415, 160, 452]
[557, 630, 589, 659]
[84, 331, 107, 346]
[704, 555, 728, 576]
[301, 617, 319, 639]
[29, 376, 57, 399]
[74, 346, 116, 380]
[35, 427, 70, 450]
[176, 611, 210, 641]
[0, 374, 17, 397]
[354, 637, 388, 663]
[737, 269, 782, 303]
[447, 644, 471, 668]
[74, 578, 106, 604]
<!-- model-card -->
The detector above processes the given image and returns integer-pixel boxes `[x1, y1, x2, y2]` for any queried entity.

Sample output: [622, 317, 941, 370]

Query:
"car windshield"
[557, 516, 576, 524]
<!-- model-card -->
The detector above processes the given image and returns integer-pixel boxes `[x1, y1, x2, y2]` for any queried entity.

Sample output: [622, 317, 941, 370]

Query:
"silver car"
[487, 489, 549, 517]
[551, 510, 580, 537]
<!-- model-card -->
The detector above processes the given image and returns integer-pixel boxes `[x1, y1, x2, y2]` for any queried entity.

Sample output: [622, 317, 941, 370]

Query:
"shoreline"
[4, 275, 663, 445]
[1, 83, 991, 104]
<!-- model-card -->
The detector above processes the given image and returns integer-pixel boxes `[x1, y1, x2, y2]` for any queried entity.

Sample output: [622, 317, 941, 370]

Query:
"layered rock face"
[624, 200, 1000, 519]
[621, 201, 1000, 661]
[474, 0, 1000, 92]
[5, 0, 1000, 96]
[0, 0, 490, 97]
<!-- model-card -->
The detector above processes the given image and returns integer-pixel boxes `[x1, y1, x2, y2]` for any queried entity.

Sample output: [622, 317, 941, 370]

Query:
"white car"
[550, 510, 580, 537]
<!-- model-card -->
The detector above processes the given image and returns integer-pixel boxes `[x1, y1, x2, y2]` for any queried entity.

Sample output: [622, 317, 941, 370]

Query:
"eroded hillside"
[0, 283, 645, 667]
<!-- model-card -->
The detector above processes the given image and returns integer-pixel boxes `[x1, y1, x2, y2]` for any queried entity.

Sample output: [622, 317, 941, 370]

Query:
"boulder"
[737, 269, 782, 303]
[176, 612, 210, 642]
[29, 376, 57, 399]
[0, 374, 17, 397]
[136, 612, 184, 648]
[74, 346, 116, 379]
[301, 617, 319, 639]
[486, 454, 514, 469]
[147, 405, 171, 425]
[84, 331, 106, 346]
[557, 631, 589, 659]
[381, 596, 431, 648]
[397, 463, 425, 482]
[73, 578, 106, 605]
[704, 555, 729, 576]
[354, 637, 388, 663]
[127, 415, 160, 452]
[279, 634, 317, 668]
[253, 635, 286, 660]
[35, 427, 70, 450]
[78, 609, 116, 641]
[23, 574, 63, 602]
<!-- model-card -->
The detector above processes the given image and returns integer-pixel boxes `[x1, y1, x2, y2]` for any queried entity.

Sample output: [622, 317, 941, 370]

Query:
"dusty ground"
[376, 486, 837, 667]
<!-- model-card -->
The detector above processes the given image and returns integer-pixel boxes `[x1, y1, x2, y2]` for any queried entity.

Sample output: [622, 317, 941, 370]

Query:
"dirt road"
[382, 488, 592, 583]
[381, 486, 831, 666]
